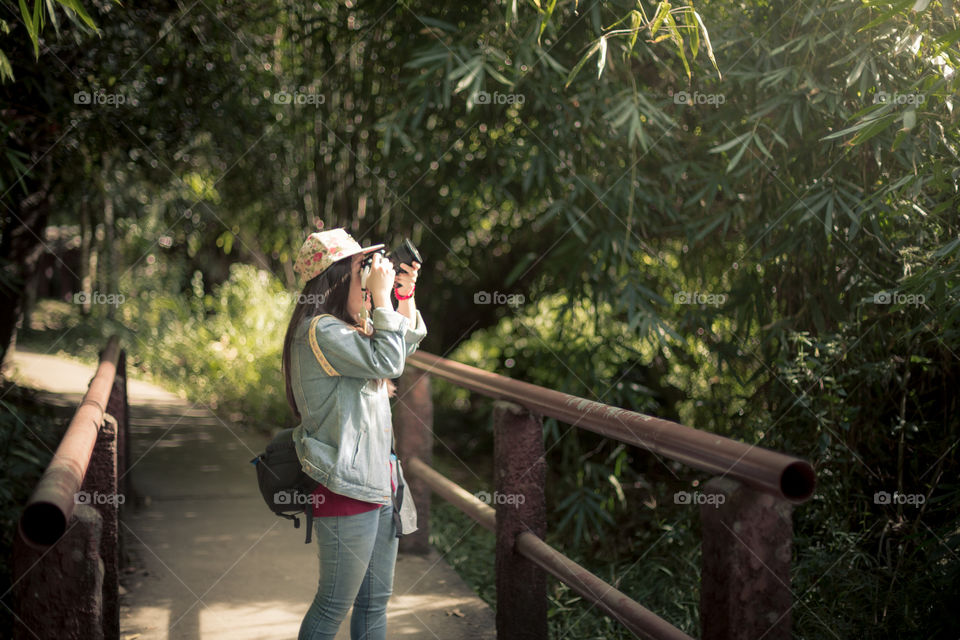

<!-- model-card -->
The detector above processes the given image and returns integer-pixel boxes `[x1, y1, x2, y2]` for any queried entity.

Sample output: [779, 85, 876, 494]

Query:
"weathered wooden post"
[700, 476, 794, 640]
[109, 349, 131, 504]
[13, 505, 105, 640]
[80, 411, 119, 640]
[394, 367, 433, 555]
[493, 400, 547, 640]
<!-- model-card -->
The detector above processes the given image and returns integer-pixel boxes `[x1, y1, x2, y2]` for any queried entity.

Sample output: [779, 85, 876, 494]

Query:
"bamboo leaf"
[726, 136, 751, 172]
[0, 50, 13, 83]
[932, 27, 960, 56]
[820, 112, 894, 141]
[649, 1, 670, 37]
[710, 131, 751, 153]
[901, 108, 916, 131]
[753, 132, 774, 161]
[597, 35, 608, 79]
[628, 10, 642, 55]
[453, 58, 482, 94]
[859, 0, 912, 32]
[43, 0, 60, 36]
[537, 0, 558, 46]
[824, 195, 834, 238]
[506, 0, 518, 26]
[848, 113, 899, 145]
[484, 62, 513, 86]
[416, 16, 458, 32]
[693, 10, 721, 79]
[565, 38, 603, 87]
[664, 13, 690, 79]
[845, 56, 868, 88]
[19, 0, 38, 59]
[684, 8, 699, 60]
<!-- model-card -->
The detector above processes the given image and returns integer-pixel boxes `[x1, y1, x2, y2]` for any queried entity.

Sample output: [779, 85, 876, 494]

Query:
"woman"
[281, 226, 426, 640]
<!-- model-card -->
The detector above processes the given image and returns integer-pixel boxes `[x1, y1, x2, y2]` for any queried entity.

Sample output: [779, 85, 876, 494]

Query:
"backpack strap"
[303, 313, 343, 543]
[308, 314, 341, 376]
[304, 507, 314, 544]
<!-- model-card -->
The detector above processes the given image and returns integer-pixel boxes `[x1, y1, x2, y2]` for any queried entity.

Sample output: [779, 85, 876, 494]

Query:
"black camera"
[360, 238, 423, 289]
[388, 238, 423, 268]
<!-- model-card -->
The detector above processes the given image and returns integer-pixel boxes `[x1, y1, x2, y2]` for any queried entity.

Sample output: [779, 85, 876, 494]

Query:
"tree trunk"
[101, 153, 117, 320]
[0, 165, 53, 368]
[80, 195, 94, 315]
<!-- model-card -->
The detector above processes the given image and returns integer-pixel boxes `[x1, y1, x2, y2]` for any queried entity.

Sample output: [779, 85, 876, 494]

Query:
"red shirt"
[312, 459, 396, 517]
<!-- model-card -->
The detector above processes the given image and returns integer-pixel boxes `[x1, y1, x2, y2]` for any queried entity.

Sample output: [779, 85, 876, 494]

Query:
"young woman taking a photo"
[281, 225, 426, 640]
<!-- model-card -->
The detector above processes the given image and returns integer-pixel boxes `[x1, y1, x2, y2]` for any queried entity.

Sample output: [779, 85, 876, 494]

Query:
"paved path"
[8, 347, 496, 640]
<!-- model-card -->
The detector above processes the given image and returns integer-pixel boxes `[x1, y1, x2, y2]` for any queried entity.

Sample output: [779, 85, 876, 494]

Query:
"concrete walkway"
[8, 348, 496, 640]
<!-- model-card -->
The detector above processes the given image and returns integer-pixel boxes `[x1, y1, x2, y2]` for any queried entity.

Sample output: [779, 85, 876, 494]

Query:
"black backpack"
[250, 428, 320, 543]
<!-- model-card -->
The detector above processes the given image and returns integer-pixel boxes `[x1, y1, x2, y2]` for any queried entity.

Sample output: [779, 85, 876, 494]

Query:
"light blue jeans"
[298, 504, 399, 640]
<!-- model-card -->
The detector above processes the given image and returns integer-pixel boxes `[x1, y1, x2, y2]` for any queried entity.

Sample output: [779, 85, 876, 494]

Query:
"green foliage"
[113, 263, 293, 427]
[21, 264, 295, 430]
[1, 0, 101, 81]
[772, 324, 960, 638]
[565, 1, 721, 87]
[429, 500, 497, 604]
[5, 0, 960, 636]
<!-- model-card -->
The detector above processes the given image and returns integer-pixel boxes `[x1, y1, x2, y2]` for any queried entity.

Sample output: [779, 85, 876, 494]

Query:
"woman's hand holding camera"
[394, 261, 420, 298]
[365, 253, 395, 308]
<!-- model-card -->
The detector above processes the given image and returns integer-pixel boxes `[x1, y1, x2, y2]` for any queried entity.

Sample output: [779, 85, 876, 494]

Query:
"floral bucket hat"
[293, 224, 384, 282]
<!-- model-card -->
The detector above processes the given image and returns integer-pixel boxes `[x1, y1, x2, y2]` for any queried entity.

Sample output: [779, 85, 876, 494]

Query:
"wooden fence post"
[13, 505, 105, 640]
[79, 412, 119, 640]
[700, 476, 794, 640]
[109, 349, 131, 504]
[394, 367, 433, 555]
[494, 400, 547, 640]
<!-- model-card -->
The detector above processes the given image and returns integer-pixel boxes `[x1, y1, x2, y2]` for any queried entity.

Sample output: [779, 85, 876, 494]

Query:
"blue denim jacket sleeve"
[313, 307, 426, 378]
[403, 307, 428, 357]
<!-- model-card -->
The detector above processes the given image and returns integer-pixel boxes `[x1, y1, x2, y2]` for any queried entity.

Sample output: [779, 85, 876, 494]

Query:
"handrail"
[406, 351, 815, 502]
[18, 336, 122, 548]
[406, 456, 495, 531]
[515, 532, 692, 640]
[14, 336, 128, 640]
[406, 457, 693, 640]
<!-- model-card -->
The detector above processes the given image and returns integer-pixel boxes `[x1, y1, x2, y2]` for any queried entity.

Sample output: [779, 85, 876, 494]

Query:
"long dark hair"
[282, 257, 393, 421]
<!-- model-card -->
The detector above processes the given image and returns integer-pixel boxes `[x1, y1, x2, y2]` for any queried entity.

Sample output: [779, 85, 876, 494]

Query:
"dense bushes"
[116, 264, 294, 429]
[21, 263, 294, 432]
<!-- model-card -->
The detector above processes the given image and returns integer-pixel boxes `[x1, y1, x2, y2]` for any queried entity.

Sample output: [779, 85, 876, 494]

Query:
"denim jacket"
[291, 306, 427, 505]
